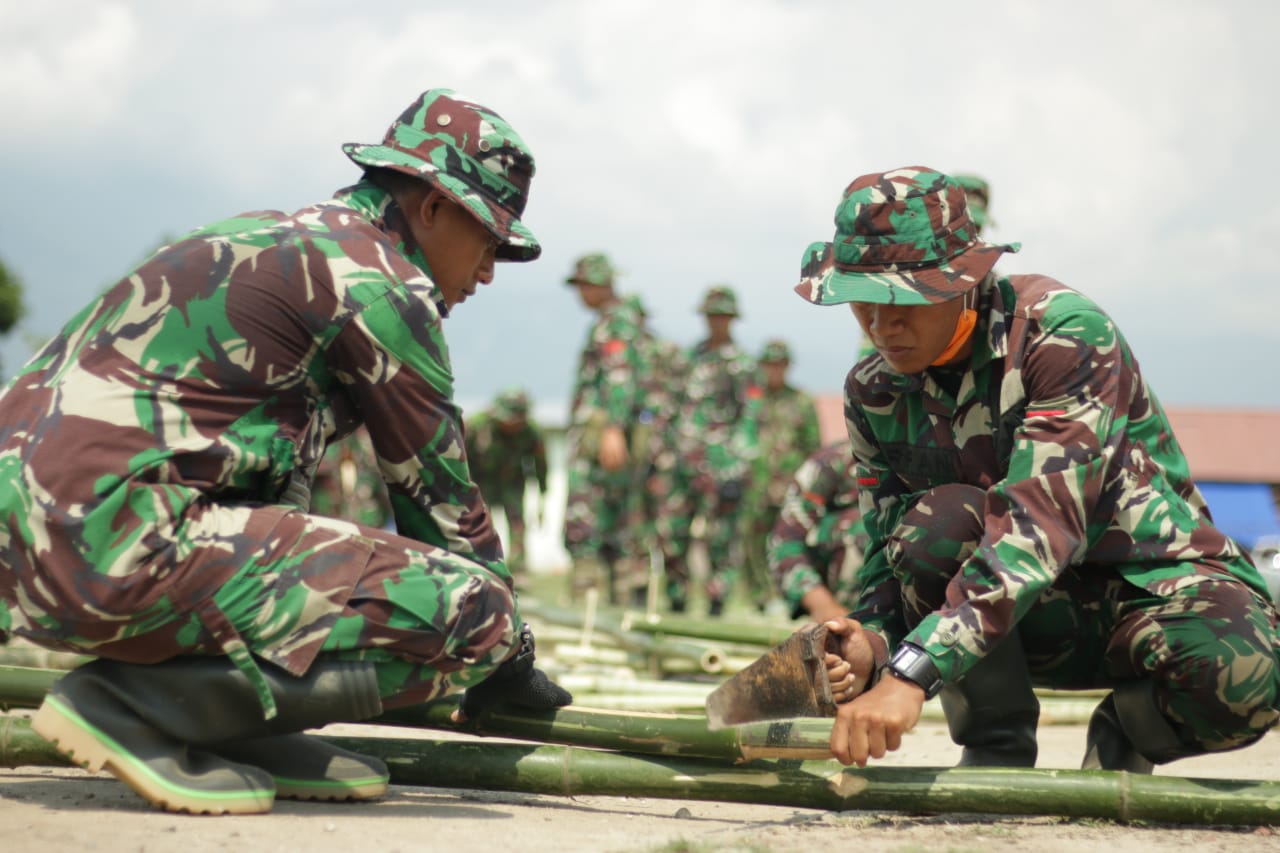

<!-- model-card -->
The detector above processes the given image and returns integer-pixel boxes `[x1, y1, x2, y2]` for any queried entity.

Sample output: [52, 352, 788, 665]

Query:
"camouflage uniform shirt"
[768, 440, 864, 617]
[847, 274, 1269, 682]
[0, 180, 506, 672]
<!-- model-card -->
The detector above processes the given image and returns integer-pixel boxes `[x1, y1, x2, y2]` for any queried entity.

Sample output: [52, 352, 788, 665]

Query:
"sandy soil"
[2, 711, 1277, 853]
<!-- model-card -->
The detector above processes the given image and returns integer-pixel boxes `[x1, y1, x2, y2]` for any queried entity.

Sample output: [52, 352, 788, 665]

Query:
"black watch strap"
[888, 643, 943, 699]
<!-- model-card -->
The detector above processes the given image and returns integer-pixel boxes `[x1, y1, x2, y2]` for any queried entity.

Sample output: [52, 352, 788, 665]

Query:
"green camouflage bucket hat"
[759, 338, 791, 364]
[343, 88, 540, 262]
[564, 252, 616, 287]
[493, 388, 530, 420]
[700, 285, 740, 317]
[794, 166, 1019, 307]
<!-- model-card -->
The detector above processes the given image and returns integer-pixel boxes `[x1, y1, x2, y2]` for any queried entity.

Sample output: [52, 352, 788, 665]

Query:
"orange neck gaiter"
[931, 308, 978, 366]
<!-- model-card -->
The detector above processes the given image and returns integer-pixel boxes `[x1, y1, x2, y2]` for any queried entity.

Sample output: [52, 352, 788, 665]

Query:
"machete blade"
[704, 622, 837, 731]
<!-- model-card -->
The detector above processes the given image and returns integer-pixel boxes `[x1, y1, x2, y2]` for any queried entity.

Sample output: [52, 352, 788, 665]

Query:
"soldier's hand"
[598, 425, 629, 471]
[829, 673, 923, 767]
[451, 624, 573, 722]
[823, 618, 875, 703]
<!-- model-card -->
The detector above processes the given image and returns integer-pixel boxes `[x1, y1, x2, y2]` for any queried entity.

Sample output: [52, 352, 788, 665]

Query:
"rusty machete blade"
[703, 622, 837, 731]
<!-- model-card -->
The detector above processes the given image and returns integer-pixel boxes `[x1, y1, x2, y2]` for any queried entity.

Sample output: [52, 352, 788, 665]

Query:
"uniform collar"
[332, 180, 449, 315]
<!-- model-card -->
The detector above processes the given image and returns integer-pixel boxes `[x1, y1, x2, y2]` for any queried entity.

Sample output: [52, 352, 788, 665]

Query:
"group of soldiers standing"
[562, 253, 822, 616]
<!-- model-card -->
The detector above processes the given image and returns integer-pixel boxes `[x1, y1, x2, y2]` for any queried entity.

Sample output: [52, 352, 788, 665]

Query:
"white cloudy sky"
[2, 0, 1278, 421]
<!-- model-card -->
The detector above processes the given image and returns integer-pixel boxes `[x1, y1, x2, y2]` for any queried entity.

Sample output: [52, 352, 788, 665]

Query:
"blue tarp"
[1197, 482, 1280, 550]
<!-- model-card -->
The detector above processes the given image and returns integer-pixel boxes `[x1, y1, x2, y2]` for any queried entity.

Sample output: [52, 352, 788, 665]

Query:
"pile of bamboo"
[3, 674, 1279, 826]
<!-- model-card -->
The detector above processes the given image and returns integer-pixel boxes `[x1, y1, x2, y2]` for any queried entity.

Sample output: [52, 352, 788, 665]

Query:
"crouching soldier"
[0, 88, 571, 814]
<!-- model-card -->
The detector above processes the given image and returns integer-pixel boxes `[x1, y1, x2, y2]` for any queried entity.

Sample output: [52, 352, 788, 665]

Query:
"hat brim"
[793, 239, 1018, 306]
[344, 142, 541, 262]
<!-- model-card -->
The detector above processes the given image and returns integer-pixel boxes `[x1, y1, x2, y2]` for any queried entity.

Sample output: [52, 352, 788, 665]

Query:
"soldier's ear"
[415, 188, 447, 230]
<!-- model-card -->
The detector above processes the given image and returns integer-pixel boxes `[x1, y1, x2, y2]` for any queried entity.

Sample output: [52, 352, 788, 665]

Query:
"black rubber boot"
[939, 631, 1040, 767]
[1081, 681, 1193, 772]
[211, 734, 388, 801]
[33, 657, 384, 814]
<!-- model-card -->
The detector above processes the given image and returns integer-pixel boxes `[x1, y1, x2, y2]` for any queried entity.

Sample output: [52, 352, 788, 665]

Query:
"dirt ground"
[2, 711, 1278, 853]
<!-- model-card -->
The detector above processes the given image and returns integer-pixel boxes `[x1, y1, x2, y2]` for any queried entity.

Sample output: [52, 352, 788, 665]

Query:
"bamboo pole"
[376, 697, 836, 762]
[0, 665, 63, 711]
[618, 610, 795, 648]
[524, 603, 736, 675]
[337, 738, 1280, 826]
[0, 662, 1101, 725]
[6, 714, 1277, 825]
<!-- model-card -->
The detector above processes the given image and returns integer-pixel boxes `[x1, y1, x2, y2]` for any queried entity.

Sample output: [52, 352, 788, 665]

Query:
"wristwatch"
[888, 643, 944, 699]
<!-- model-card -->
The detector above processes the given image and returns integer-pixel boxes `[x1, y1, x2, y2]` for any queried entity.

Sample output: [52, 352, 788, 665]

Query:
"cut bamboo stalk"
[376, 697, 836, 762]
[339, 737, 1280, 826]
[7, 713, 1276, 825]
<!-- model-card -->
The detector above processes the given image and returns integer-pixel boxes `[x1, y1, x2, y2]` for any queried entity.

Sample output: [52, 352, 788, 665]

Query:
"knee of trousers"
[1159, 649, 1280, 752]
[438, 577, 519, 670]
[886, 483, 986, 583]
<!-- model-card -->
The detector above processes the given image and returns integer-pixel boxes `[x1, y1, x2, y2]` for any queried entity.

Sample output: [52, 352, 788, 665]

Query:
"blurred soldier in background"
[311, 427, 393, 530]
[621, 294, 689, 607]
[465, 388, 548, 586]
[655, 286, 761, 616]
[740, 338, 821, 613]
[563, 253, 648, 605]
[767, 439, 866, 623]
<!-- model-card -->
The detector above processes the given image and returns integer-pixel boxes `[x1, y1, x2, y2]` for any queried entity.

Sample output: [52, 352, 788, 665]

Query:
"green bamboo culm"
[0, 665, 63, 710]
[378, 696, 836, 762]
[617, 611, 796, 648]
[5, 714, 1280, 826]
[1, 714, 68, 768]
[317, 736, 1280, 827]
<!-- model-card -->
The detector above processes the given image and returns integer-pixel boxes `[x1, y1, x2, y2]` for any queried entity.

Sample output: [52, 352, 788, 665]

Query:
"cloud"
[1, 0, 1278, 408]
[0, 2, 142, 133]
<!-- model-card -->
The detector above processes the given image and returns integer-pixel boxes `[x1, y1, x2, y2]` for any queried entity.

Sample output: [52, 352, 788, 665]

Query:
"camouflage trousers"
[563, 454, 646, 600]
[887, 484, 1280, 754]
[655, 470, 746, 607]
[484, 483, 531, 585]
[740, 502, 783, 609]
[4, 506, 520, 715]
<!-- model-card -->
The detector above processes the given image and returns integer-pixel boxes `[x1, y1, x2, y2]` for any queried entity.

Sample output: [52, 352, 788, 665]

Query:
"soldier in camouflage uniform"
[614, 294, 688, 606]
[464, 388, 548, 586]
[655, 286, 761, 615]
[767, 439, 865, 623]
[797, 166, 1278, 773]
[310, 426, 393, 530]
[0, 88, 571, 815]
[563, 254, 648, 605]
[739, 339, 821, 612]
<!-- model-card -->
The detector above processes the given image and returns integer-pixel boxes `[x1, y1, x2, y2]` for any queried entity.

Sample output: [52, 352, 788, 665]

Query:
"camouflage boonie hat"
[700, 285, 739, 317]
[343, 88, 541, 262]
[759, 339, 791, 364]
[565, 252, 616, 287]
[953, 174, 992, 232]
[493, 388, 530, 420]
[794, 166, 1019, 307]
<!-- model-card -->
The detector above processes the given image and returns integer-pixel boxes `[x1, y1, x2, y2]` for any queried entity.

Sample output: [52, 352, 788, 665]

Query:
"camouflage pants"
[485, 483, 530, 584]
[4, 505, 520, 714]
[740, 502, 783, 608]
[563, 452, 645, 598]
[887, 484, 1280, 753]
[656, 469, 745, 606]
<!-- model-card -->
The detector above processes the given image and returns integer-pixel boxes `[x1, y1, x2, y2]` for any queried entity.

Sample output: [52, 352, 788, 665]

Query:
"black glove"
[459, 623, 573, 719]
